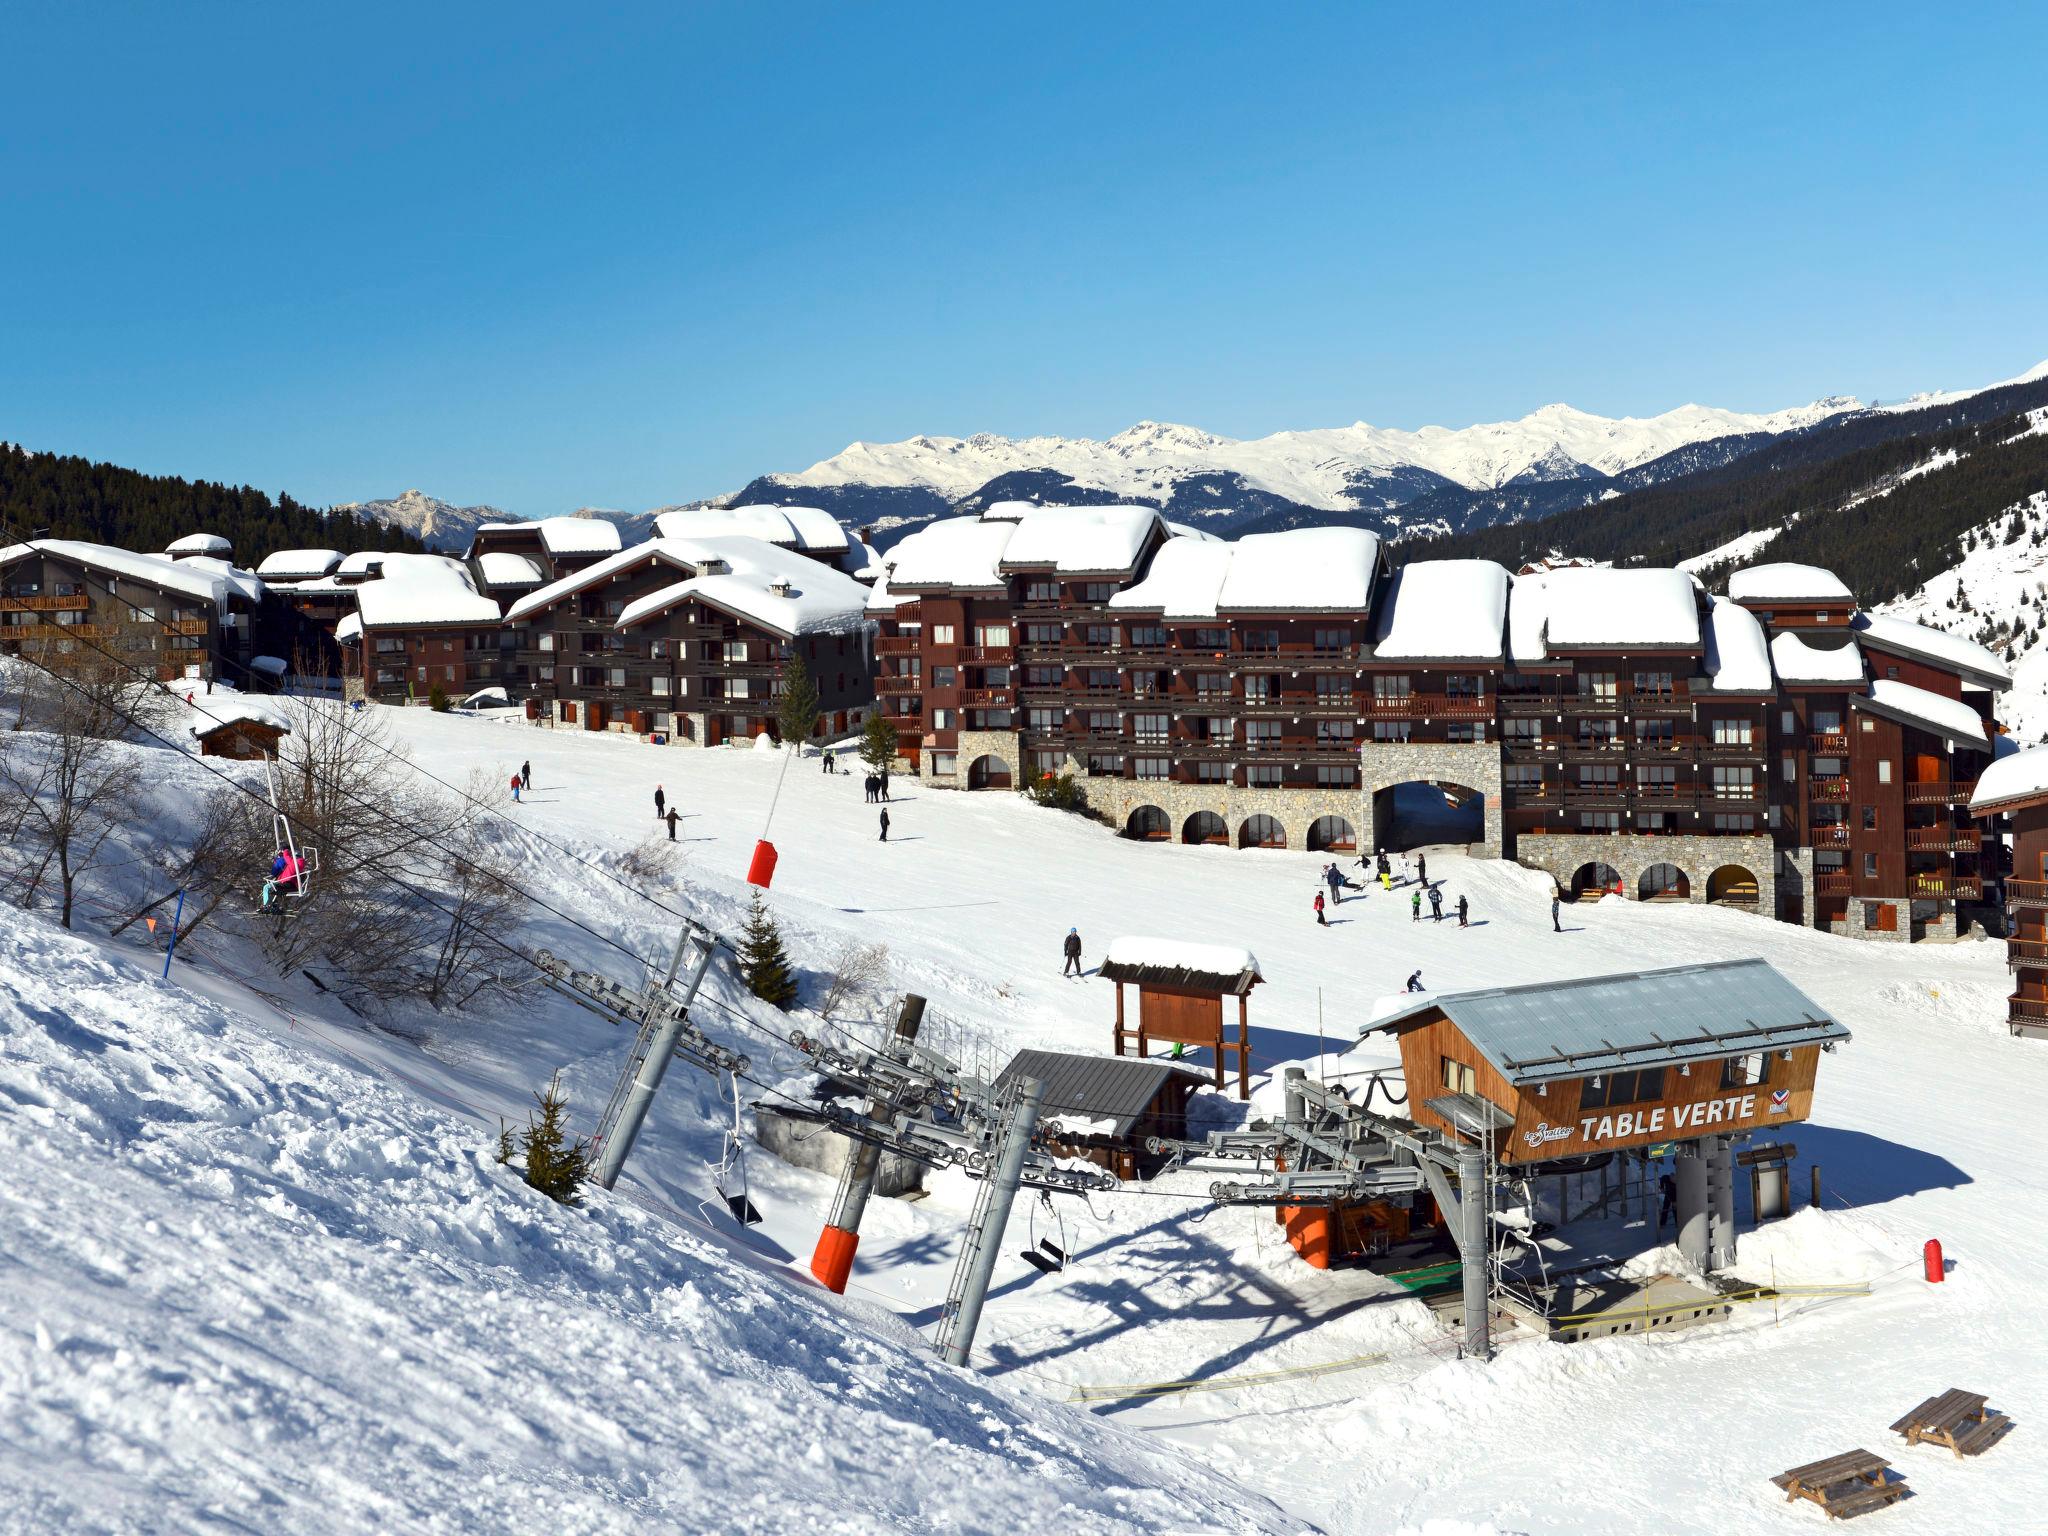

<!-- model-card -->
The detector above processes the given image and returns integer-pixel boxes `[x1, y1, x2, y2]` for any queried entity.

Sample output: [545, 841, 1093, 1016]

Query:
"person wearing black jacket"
[1063, 928, 1082, 977]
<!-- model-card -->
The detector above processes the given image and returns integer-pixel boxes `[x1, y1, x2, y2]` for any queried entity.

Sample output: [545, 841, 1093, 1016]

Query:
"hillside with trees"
[0, 443, 425, 562]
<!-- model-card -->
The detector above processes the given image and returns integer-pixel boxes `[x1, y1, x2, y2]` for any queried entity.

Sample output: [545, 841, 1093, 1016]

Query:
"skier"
[822, 747, 833, 774]
[1428, 886, 1444, 922]
[666, 807, 679, 842]
[1314, 890, 1327, 926]
[880, 770, 891, 801]
[865, 774, 879, 804]
[654, 784, 666, 819]
[1456, 894, 1469, 928]
[1405, 970, 1424, 994]
[1379, 869, 1394, 894]
[520, 760, 531, 791]
[1376, 851, 1390, 879]
[1552, 893, 1562, 933]
[878, 807, 891, 842]
[1324, 864, 1343, 904]
[1416, 852, 1428, 886]
[510, 772, 522, 804]
[1410, 889, 1422, 921]
[1063, 928, 1083, 977]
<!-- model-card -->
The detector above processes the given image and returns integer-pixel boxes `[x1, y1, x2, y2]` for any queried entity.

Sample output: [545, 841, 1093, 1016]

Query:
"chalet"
[0, 538, 248, 684]
[995, 1048, 1207, 1181]
[1100, 936, 1261, 1099]
[1970, 748, 2048, 1040]
[190, 702, 289, 760]
[465, 516, 623, 586]
[652, 504, 855, 570]
[1367, 958, 1850, 1270]
[340, 554, 507, 704]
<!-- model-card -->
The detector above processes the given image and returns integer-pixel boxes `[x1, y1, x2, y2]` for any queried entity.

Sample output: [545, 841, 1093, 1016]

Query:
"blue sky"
[3, 3, 2045, 516]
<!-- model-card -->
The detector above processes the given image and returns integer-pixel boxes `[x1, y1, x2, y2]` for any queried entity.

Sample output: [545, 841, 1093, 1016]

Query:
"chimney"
[769, 579, 793, 597]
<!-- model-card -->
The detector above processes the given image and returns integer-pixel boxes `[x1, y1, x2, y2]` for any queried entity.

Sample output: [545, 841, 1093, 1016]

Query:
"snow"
[1702, 596, 1771, 691]
[352, 553, 501, 628]
[254, 547, 343, 580]
[877, 515, 1018, 591]
[185, 695, 291, 737]
[1105, 537, 1235, 619]
[1373, 560, 1510, 661]
[335, 612, 362, 642]
[1676, 525, 1784, 575]
[1769, 630, 1865, 685]
[995, 505, 1165, 575]
[249, 654, 288, 676]
[336, 550, 388, 580]
[1726, 562, 1855, 603]
[179, 555, 268, 605]
[1861, 678, 1989, 746]
[163, 531, 232, 556]
[4, 538, 250, 607]
[476, 550, 548, 588]
[477, 515, 624, 557]
[16, 692, 2048, 1533]
[653, 504, 850, 555]
[1853, 612, 2013, 689]
[1969, 743, 2048, 811]
[615, 549, 872, 640]
[1524, 567, 1701, 651]
[1215, 528, 1382, 612]
[1102, 936, 1260, 978]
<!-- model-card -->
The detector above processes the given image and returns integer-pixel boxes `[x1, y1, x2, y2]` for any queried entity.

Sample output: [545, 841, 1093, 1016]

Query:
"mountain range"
[346, 358, 2048, 552]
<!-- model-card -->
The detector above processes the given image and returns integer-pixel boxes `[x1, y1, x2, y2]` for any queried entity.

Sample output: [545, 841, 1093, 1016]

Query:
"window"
[1446, 722, 1482, 743]
[1578, 764, 1621, 788]
[1191, 761, 1229, 782]
[1638, 810, 1672, 831]
[1194, 671, 1228, 699]
[932, 708, 954, 729]
[1782, 756, 1796, 781]
[930, 751, 958, 775]
[1373, 721, 1412, 742]
[1636, 764, 1676, 792]
[1027, 708, 1062, 732]
[1246, 765, 1284, 787]
[1506, 717, 1544, 744]
[1315, 673, 1353, 701]
[1133, 713, 1168, 744]
[1712, 766, 1755, 799]
[1086, 752, 1123, 778]
[1241, 627, 1280, 653]
[1441, 1058, 1478, 1095]
[1579, 811, 1622, 831]
[1863, 899, 1885, 928]
[1316, 763, 1359, 787]
[1203, 717, 1233, 742]
[722, 641, 748, 662]
[1719, 1053, 1772, 1090]
[974, 623, 1011, 647]
[1087, 711, 1121, 732]
[1244, 720, 1281, 745]
[1372, 674, 1413, 701]
[1885, 665, 1900, 680]
[930, 666, 956, 688]
[1578, 718, 1619, 744]
[1864, 852, 1879, 878]
[730, 679, 752, 700]
[1313, 627, 1353, 652]
[607, 667, 626, 687]
[1862, 805, 1877, 830]
[1877, 761, 1892, 783]
[1579, 1067, 1665, 1109]
[649, 639, 670, 660]
[1133, 757, 1170, 780]
[1635, 719, 1674, 748]
[1813, 709, 1842, 733]
[1445, 674, 1483, 700]
[1504, 764, 1543, 788]
[1243, 674, 1277, 703]
[1023, 623, 1060, 646]
[1030, 750, 1064, 774]
[1633, 670, 1674, 697]
[1579, 671, 1618, 700]
[1712, 813, 1756, 831]
[1781, 710, 1796, 733]
[930, 624, 956, 645]
[1083, 625, 1115, 647]
[1127, 625, 1166, 649]
[1189, 627, 1228, 651]
[651, 676, 670, 695]
[1022, 581, 1058, 602]
[1078, 583, 1115, 604]
[1711, 718, 1753, 746]
[1024, 665, 1061, 686]
[1316, 720, 1356, 744]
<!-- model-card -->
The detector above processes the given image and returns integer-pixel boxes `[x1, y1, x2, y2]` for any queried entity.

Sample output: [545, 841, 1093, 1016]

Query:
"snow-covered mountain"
[335, 489, 509, 552]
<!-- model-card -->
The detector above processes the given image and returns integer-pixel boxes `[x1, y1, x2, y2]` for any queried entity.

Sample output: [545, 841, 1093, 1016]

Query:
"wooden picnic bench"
[1771, 1449, 1908, 1520]
[1890, 1388, 2014, 1459]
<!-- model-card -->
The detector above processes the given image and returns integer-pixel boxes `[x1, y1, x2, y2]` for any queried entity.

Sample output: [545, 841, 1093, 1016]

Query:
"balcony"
[1628, 693, 1692, 717]
[1809, 778, 1850, 803]
[1814, 873, 1851, 897]
[0, 593, 89, 612]
[1809, 824, 1850, 848]
[1500, 693, 1562, 716]
[1905, 824, 1980, 852]
[2008, 878, 2048, 909]
[2010, 996, 2048, 1027]
[1906, 782, 1971, 806]
[1360, 693, 1490, 720]
[960, 644, 1014, 664]
[2007, 940, 2048, 971]
[1910, 875, 1953, 899]
[1558, 739, 1627, 759]
[4, 621, 127, 641]
[1698, 741, 1764, 761]
[874, 635, 919, 656]
[1808, 731, 1849, 754]
[1563, 784, 1630, 806]
[960, 688, 1011, 708]
[1704, 784, 1762, 802]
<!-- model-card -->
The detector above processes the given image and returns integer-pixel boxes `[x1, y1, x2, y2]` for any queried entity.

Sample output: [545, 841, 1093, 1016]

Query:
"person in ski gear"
[880, 770, 891, 801]
[269, 849, 304, 897]
[1552, 893, 1562, 933]
[1314, 890, 1327, 925]
[1416, 853, 1427, 885]
[822, 747, 833, 774]
[1379, 869, 1394, 893]
[1324, 864, 1343, 903]
[878, 807, 890, 841]
[1428, 886, 1444, 922]
[1377, 851, 1391, 878]
[1410, 889, 1422, 921]
[654, 784, 666, 819]
[510, 772, 521, 804]
[864, 774, 879, 803]
[1405, 970, 1424, 993]
[261, 879, 278, 910]
[520, 760, 531, 790]
[1456, 894, 1469, 927]
[1063, 928, 1083, 977]
[666, 807, 679, 841]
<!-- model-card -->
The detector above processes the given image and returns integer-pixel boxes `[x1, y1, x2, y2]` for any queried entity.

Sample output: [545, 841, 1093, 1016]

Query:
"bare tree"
[423, 817, 524, 1008]
[815, 937, 891, 1021]
[0, 663, 141, 929]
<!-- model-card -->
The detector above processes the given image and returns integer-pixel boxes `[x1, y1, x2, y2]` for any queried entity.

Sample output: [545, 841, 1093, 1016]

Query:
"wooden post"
[1113, 981, 1125, 1056]
[1811, 1164, 1823, 1210]
[1237, 993, 1250, 1101]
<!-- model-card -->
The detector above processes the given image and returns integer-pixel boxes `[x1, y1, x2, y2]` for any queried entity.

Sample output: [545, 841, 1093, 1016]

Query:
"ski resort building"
[1970, 748, 2048, 1039]
[870, 519, 2010, 945]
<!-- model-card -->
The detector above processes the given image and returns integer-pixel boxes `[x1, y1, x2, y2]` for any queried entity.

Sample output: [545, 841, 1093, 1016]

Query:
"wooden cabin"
[996, 1048, 1206, 1180]
[1100, 937, 1261, 1100]
[1366, 957, 1849, 1164]
[1969, 748, 2048, 1040]
[190, 708, 289, 761]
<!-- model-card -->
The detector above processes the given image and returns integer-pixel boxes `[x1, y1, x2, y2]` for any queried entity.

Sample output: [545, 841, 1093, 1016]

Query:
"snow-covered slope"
[336, 489, 510, 552]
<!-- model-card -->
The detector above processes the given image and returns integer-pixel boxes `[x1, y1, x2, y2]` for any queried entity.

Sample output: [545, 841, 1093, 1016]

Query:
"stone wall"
[1084, 776, 1367, 852]
[922, 727, 1024, 789]
[1511, 831, 1779, 916]
[1358, 741, 1504, 856]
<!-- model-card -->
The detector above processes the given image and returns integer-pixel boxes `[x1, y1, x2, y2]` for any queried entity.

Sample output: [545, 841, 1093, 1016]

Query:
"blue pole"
[161, 887, 186, 981]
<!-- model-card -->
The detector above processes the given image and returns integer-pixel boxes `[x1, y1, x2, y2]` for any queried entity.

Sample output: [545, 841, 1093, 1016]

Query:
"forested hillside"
[1416, 373, 2048, 603]
[0, 443, 425, 561]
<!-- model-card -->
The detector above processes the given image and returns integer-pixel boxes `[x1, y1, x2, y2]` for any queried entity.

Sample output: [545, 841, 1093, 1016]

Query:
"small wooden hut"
[995, 1048, 1206, 1180]
[189, 707, 289, 761]
[1100, 937, 1261, 1100]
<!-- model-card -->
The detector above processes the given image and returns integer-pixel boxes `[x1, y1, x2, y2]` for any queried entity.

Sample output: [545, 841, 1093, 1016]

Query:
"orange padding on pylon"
[811, 1223, 860, 1292]
[1283, 1206, 1331, 1269]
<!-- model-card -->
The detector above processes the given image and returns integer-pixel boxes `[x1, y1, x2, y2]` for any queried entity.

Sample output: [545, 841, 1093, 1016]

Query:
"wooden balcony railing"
[2008, 878, 2048, 908]
[1809, 825, 1850, 848]
[1807, 732, 1849, 754]
[0, 593, 90, 612]
[960, 645, 1014, 663]
[874, 635, 919, 655]
[1359, 693, 1491, 719]
[1814, 873, 1851, 896]
[2006, 940, 2048, 970]
[1809, 778, 1850, 802]
[1906, 825, 1980, 852]
[1905, 782, 1971, 806]
[2009, 996, 2048, 1022]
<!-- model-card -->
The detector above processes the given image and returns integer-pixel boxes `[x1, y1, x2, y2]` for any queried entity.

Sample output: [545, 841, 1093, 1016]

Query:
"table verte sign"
[1521, 1088, 1791, 1153]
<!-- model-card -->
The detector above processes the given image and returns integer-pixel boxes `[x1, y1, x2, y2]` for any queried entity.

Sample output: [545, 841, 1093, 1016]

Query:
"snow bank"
[1702, 596, 1770, 691]
[1727, 562, 1854, 602]
[254, 548, 343, 581]
[1104, 936, 1260, 978]
[996, 505, 1163, 575]
[1861, 678, 1989, 746]
[1853, 611, 2013, 687]
[1107, 537, 1234, 619]
[1374, 560, 1510, 661]
[1215, 528, 1381, 612]
[1970, 743, 2048, 810]
[1769, 630, 1864, 685]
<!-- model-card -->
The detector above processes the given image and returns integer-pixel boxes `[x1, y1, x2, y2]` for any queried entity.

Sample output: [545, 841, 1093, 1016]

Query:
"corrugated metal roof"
[994, 1049, 1205, 1136]
[1369, 958, 1849, 1085]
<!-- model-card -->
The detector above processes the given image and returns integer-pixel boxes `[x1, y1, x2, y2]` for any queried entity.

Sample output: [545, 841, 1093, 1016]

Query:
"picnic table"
[1771, 1449, 1907, 1520]
[1890, 1389, 2013, 1458]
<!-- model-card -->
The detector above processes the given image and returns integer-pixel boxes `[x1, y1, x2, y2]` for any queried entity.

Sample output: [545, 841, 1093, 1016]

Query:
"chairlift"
[259, 751, 320, 911]
[1019, 1189, 1067, 1274]
[714, 1070, 763, 1226]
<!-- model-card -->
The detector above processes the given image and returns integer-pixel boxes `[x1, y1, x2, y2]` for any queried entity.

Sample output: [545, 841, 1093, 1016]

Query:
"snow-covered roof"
[336, 551, 387, 580]
[1214, 528, 1382, 613]
[1163, 521, 1222, 542]
[1703, 596, 1772, 692]
[839, 538, 886, 583]
[1106, 538, 1235, 620]
[353, 554, 501, 629]
[477, 550, 548, 588]
[1372, 560, 1510, 661]
[865, 571, 914, 615]
[996, 505, 1164, 575]
[1970, 745, 2048, 813]
[254, 548, 342, 581]
[335, 612, 362, 642]
[503, 542, 692, 622]
[1852, 613, 2012, 689]
[882, 517, 1017, 591]
[1769, 630, 1865, 686]
[476, 516, 623, 557]
[178, 556, 267, 605]
[1101, 936, 1262, 986]
[1519, 567, 1702, 654]
[164, 532, 232, 557]
[1854, 678, 1989, 747]
[652, 504, 850, 555]
[249, 655, 288, 675]
[613, 537, 871, 640]
[2, 539, 239, 607]
[1727, 562, 1855, 603]
[185, 696, 290, 738]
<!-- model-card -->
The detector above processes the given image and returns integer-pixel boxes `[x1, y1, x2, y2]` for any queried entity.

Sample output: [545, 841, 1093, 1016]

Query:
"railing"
[2006, 940, 2048, 970]
[1704, 783, 1762, 801]
[0, 593, 89, 612]
[2008, 878, 2048, 908]
[1910, 875, 1952, 898]
[1809, 778, 1850, 802]
[1807, 732, 1849, 754]
[3, 622, 126, 641]
[2009, 996, 2048, 1022]
[1905, 781, 1971, 805]
[1629, 694, 1692, 716]
[874, 635, 919, 655]
[960, 645, 1014, 663]
[1562, 785, 1630, 805]
[1698, 741, 1763, 760]
[1360, 693, 1490, 719]
[1905, 825, 1979, 851]
[960, 688, 1010, 707]
[1814, 873, 1851, 896]
[1809, 825, 1849, 847]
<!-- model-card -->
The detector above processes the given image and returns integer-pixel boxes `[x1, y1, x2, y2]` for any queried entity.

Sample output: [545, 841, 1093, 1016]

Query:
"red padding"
[747, 839, 779, 889]
[811, 1223, 859, 1292]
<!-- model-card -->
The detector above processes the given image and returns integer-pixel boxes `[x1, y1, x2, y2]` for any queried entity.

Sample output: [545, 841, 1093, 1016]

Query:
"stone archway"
[1370, 780, 1484, 852]
[1571, 861, 1622, 900]
[966, 753, 1012, 790]
[1707, 864, 1760, 905]
[1123, 804, 1170, 841]
[1639, 862, 1691, 901]
[1307, 814, 1358, 853]
[1239, 814, 1287, 850]
[1182, 810, 1228, 846]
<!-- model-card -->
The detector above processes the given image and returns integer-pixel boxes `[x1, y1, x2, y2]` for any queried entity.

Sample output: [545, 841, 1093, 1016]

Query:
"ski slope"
[7, 699, 2048, 1533]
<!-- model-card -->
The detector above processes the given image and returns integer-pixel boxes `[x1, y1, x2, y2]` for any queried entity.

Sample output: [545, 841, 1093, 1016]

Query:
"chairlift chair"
[1019, 1189, 1068, 1274]
[260, 751, 320, 909]
[714, 1070, 763, 1226]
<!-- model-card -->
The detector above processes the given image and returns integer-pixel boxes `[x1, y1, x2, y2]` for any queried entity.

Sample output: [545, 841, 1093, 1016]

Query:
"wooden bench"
[1889, 1388, 2014, 1459]
[1772, 1450, 1908, 1520]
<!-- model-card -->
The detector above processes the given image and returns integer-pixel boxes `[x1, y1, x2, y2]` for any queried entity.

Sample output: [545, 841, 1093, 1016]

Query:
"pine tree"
[517, 1072, 591, 1205]
[739, 890, 800, 1009]
[858, 711, 899, 776]
[777, 651, 819, 745]
[428, 681, 452, 713]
